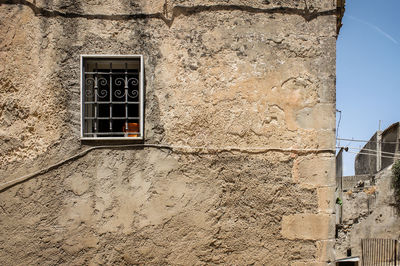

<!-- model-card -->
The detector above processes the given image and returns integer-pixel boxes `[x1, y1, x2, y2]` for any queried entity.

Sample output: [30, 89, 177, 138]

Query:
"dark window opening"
[81, 56, 143, 139]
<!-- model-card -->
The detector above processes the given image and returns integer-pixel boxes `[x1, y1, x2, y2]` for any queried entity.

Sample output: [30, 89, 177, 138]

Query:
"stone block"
[315, 129, 336, 150]
[316, 239, 336, 262]
[294, 156, 335, 188]
[296, 103, 335, 130]
[281, 214, 335, 240]
[317, 186, 335, 214]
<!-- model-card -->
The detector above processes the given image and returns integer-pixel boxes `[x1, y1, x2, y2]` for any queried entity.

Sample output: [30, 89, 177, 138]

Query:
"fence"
[362, 239, 399, 266]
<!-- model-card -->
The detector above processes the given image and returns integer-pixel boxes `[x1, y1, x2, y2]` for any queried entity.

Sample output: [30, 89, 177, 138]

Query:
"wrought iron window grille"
[80, 55, 144, 140]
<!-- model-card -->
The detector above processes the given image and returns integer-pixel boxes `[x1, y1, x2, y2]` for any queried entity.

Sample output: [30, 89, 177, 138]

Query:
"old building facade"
[0, 0, 343, 264]
[336, 122, 400, 262]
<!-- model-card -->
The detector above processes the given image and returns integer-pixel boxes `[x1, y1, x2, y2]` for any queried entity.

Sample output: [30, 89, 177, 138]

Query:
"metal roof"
[336, 256, 360, 262]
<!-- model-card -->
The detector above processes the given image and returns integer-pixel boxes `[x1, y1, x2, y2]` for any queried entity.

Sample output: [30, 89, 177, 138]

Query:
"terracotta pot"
[123, 122, 139, 137]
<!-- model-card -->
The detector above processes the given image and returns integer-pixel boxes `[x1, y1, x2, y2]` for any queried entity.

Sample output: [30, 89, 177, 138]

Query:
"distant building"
[355, 122, 400, 175]
[336, 122, 400, 263]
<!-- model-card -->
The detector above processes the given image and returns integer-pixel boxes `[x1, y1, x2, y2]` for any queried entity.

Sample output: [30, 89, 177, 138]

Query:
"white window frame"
[80, 55, 144, 140]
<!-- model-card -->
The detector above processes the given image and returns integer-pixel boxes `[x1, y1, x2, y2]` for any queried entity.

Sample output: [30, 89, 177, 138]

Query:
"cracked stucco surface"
[336, 167, 400, 259]
[0, 0, 337, 264]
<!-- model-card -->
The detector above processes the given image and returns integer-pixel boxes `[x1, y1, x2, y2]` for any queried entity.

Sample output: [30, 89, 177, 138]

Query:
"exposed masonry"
[0, 0, 336, 26]
[336, 167, 400, 259]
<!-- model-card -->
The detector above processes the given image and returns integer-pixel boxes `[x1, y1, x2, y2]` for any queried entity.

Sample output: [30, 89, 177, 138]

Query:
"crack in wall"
[0, 0, 336, 27]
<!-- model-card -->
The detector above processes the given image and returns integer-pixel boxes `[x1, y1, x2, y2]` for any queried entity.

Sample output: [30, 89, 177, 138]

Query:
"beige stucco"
[0, 1, 339, 264]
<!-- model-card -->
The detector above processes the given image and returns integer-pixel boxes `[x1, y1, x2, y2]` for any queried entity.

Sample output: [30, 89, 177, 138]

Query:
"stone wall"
[355, 122, 400, 175]
[355, 133, 378, 175]
[0, 1, 338, 264]
[381, 122, 400, 170]
[336, 166, 400, 260]
[342, 174, 374, 191]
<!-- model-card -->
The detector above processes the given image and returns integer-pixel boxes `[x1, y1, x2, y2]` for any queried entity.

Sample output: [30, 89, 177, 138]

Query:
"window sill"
[80, 136, 143, 141]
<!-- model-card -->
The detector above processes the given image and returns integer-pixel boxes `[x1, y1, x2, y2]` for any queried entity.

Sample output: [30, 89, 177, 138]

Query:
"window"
[80, 55, 144, 139]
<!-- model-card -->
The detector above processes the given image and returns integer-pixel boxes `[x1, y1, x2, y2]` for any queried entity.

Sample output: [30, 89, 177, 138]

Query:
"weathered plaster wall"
[0, 1, 338, 264]
[336, 166, 400, 259]
[342, 174, 374, 191]
[355, 133, 378, 175]
[355, 122, 400, 176]
[381, 123, 400, 170]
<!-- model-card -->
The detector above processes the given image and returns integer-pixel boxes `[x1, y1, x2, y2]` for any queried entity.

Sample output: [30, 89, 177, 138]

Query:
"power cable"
[337, 138, 399, 144]
[346, 150, 400, 160]
[336, 109, 342, 146]
[344, 146, 400, 156]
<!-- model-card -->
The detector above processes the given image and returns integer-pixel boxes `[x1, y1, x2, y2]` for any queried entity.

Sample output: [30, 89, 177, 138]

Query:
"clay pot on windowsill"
[123, 123, 139, 137]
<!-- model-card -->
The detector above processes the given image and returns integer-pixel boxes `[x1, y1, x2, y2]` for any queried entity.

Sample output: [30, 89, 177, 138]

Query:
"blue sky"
[336, 0, 400, 176]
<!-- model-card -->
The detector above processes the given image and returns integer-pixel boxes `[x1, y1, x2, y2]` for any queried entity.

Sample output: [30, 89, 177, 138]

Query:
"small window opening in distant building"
[80, 55, 144, 140]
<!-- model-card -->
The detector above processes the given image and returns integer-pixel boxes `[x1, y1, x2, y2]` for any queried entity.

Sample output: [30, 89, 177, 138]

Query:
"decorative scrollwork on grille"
[127, 78, 139, 86]
[85, 78, 95, 98]
[126, 78, 139, 98]
[112, 89, 139, 98]
[85, 78, 109, 98]
[97, 78, 108, 98]
[128, 90, 139, 98]
[85, 77, 139, 99]
[98, 78, 108, 86]
[113, 78, 139, 98]
[114, 78, 126, 98]
[114, 78, 125, 87]
[86, 78, 95, 86]
[97, 88, 108, 98]
[114, 88, 125, 98]
[114, 77, 139, 88]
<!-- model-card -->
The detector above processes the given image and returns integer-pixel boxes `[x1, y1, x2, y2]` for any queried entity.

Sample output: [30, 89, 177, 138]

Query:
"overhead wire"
[346, 150, 400, 160]
[344, 146, 400, 156]
[337, 138, 399, 144]
[336, 109, 342, 146]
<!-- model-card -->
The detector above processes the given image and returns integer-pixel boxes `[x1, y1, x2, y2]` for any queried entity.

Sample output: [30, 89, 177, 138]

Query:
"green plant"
[392, 160, 400, 209]
[336, 197, 343, 206]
